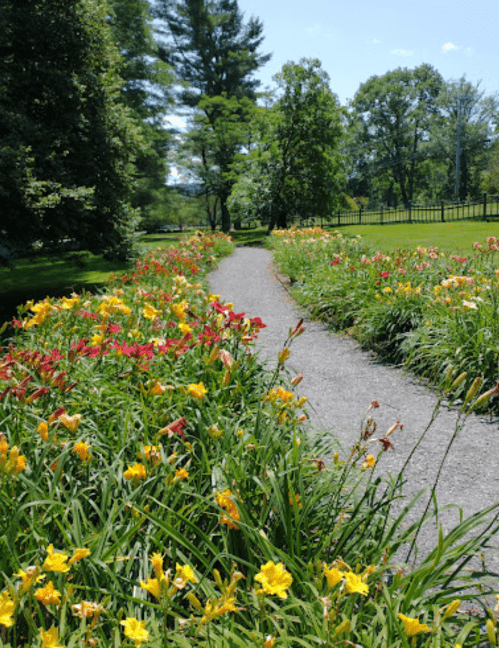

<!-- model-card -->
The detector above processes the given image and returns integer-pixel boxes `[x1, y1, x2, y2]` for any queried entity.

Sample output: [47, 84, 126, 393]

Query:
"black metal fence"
[323, 193, 499, 228]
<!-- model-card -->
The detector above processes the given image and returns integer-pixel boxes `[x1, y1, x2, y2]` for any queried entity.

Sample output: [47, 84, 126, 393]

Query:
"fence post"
[359, 207, 362, 225]
[441, 201, 445, 222]
[408, 203, 412, 224]
[337, 211, 340, 227]
[483, 193, 488, 221]
[380, 204, 384, 225]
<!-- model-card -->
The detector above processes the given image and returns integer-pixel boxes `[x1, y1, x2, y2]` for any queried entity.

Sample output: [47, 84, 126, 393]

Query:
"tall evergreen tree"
[153, 0, 271, 231]
[107, 0, 175, 227]
[0, 0, 141, 262]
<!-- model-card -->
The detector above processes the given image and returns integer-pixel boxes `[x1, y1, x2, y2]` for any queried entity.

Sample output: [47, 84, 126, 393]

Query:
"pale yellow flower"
[71, 600, 102, 618]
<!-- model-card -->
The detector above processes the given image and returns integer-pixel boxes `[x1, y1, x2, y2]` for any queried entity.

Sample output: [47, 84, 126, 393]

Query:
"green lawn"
[0, 228, 268, 322]
[334, 220, 499, 255]
[3, 220, 493, 323]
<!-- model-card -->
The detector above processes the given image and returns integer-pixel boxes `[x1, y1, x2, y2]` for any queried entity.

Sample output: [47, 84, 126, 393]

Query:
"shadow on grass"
[0, 252, 129, 326]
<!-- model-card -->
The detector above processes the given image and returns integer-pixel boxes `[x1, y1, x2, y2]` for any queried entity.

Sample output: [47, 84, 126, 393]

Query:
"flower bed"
[271, 226, 499, 409]
[1, 232, 498, 647]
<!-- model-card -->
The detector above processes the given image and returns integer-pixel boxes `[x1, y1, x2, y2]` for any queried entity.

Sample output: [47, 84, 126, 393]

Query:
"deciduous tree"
[0, 0, 141, 262]
[229, 59, 345, 231]
[349, 64, 443, 207]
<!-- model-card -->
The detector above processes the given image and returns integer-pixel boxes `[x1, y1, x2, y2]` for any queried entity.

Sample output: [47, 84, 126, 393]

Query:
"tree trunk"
[220, 197, 231, 233]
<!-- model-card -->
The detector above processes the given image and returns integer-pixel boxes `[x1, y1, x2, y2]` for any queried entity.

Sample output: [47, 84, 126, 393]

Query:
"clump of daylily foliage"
[271, 226, 499, 410]
[1, 231, 499, 647]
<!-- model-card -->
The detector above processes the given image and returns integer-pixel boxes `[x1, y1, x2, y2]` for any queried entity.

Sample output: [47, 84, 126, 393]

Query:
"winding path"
[209, 247, 499, 564]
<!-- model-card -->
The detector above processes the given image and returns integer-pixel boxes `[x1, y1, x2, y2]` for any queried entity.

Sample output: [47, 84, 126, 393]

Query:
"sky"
[238, 0, 499, 105]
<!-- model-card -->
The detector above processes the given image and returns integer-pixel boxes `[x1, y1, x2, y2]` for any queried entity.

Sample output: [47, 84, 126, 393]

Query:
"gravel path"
[209, 247, 499, 564]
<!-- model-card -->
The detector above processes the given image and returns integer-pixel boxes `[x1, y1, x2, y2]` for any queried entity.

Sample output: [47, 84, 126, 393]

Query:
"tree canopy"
[349, 64, 443, 208]
[0, 0, 141, 262]
[229, 58, 346, 231]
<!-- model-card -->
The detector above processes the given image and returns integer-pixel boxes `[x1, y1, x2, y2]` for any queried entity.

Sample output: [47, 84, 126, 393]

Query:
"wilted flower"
[71, 600, 102, 618]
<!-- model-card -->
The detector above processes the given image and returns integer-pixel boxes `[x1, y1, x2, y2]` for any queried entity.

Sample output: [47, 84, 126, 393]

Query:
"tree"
[107, 0, 175, 225]
[229, 59, 346, 231]
[433, 76, 499, 200]
[153, 0, 271, 231]
[349, 64, 443, 207]
[0, 0, 141, 262]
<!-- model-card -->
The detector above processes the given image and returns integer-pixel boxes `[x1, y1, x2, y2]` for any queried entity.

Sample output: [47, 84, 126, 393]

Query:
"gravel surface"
[209, 246, 499, 566]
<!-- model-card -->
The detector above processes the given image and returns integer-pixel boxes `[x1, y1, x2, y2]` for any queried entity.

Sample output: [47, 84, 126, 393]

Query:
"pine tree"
[154, 0, 270, 231]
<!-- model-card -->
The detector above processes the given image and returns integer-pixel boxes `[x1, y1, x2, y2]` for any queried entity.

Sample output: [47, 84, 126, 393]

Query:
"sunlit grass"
[332, 220, 499, 255]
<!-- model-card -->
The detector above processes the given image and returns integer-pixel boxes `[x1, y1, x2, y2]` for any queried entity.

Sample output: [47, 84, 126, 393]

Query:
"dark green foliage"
[349, 64, 444, 208]
[107, 0, 175, 225]
[0, 0, 140, 262]
[154, 0, 270, 106]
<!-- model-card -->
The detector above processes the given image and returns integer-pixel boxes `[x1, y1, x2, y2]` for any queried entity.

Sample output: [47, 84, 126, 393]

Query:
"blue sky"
[240, 0, 499, 105]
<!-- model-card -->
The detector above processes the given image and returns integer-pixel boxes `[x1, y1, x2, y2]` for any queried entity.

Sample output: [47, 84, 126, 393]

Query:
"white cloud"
[165, 115, 186, 129]
[306, 23, 322, 35]
[390, 49, 414, 57]
[442, 42, 459, 53]
[369, 38, 382, 45]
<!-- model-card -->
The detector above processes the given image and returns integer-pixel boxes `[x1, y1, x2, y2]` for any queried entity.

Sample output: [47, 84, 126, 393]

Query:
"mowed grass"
[335, 220, 499, 255]
[0, 227, 267, 322]
[3, 220, 495, 323]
